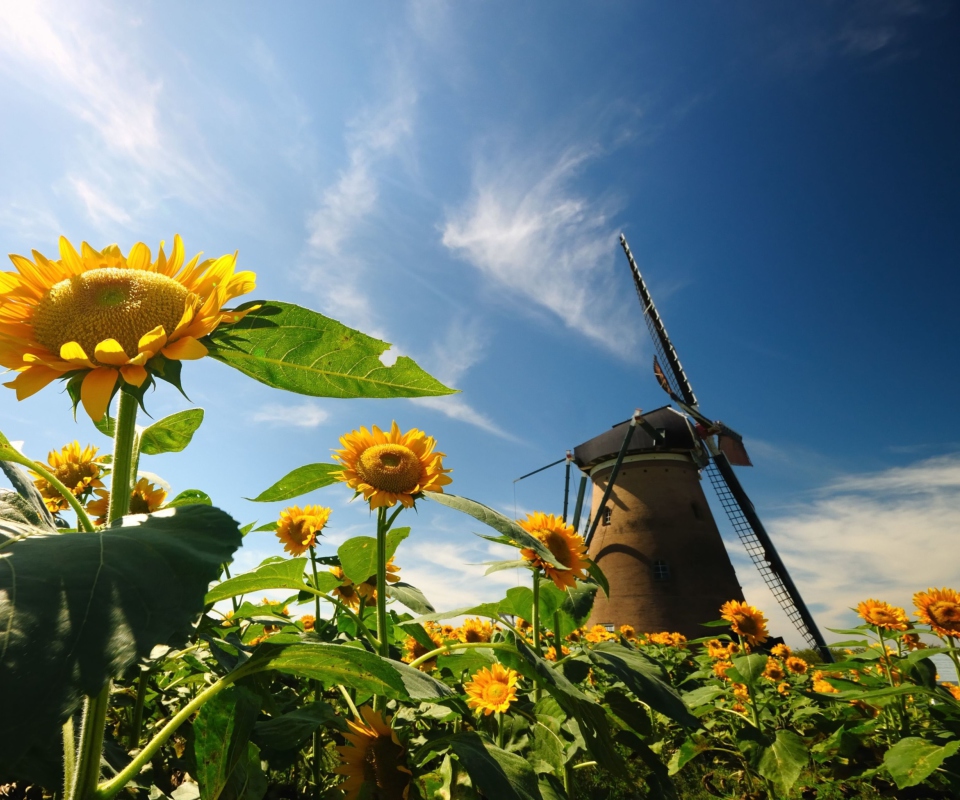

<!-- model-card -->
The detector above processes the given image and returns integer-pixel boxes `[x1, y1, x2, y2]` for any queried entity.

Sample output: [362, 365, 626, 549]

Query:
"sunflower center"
[930, 602, 960, 626]
[33, 268, 195, 361]
[129, 492, 153, 515]
[356, 444, 422, 494]
[53, 462, 99, 490]
[484, 683, 508, 703]
[538, 529, 573, 567]
[733, 614, 759, 635]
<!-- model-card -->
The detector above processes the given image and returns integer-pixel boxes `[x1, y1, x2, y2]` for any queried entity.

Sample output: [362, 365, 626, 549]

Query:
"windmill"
[570, 234, 830, 656]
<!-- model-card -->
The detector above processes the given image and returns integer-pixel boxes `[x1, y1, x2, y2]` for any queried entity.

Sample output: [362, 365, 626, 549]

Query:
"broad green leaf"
[587, 643, 698, 728]
[253, 701, 344, 752]
[484, 559, 527, 575]
[425, 493, 567, 571]
[438, 648, 496, 676]
[206, 558, 308, 604]
[757, 730, 808, 795]
[0, 462, 57, 531]
[205, 301, 455, 398]
[0, 506, 242, 768]
[503, 587, 534, 621]
[139, 408, 204, 455]
[247, 463, 341, 503]
[538, 580, 566, 618]
[682, 686, 724, 710]
[338, 528, 410, 584]
[220, 742, 267, 800]
[731, 653, 768, 688]
[585, 560, 609, 596]
[883, 737, 960, 789]
[449, 732, 543, 800]
[616, 729, 679, 800]
[387, 581, 435, 614]
[605, 689, 652, 736]
[0, 489, 52, 530]
[560, 580, 598, 625]
[251, 641, 454, 700]
[668, 737, 709, 776]
[167, 489, 213, 508]
[194, 685, 260, 800]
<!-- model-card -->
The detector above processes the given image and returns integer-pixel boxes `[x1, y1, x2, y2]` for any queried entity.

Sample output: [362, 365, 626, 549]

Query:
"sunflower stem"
[62, 715, 76, 798]
[68, 683, 110, 800]
[128, 670, 148, 750]
[376, 507, 390, 660]
[107, 389, 139, 521]
[407, 641, 518, 671]
[532, 573, 541, 656]
[497, 712, 505, 749]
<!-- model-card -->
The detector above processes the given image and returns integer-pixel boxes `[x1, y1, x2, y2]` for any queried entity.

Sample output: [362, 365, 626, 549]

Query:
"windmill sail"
[620, 233, 831, 657]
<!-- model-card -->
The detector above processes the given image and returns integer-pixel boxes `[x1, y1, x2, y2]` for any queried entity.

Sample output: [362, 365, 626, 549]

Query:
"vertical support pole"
[571, 476, 587, 534]
[584, 410, 641, 548]
[562, 451, 572, 522]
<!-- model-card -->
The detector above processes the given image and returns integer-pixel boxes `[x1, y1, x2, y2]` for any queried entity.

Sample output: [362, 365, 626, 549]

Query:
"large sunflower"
[517, 511, 588, 590]
[335, 706, 411, 800]
[274, 505, 331, 556]
[87, 477, 166, 526]
[31, 440, 107, 512]
[0, 236, 255, 420]
[464, 663, 519, 716]
[719, 600, 769, 647]
[856, 599, 909, 631]
[356, 558, 401, 602]
[914, 588, 960, 638]
[333, 422, 451, 509]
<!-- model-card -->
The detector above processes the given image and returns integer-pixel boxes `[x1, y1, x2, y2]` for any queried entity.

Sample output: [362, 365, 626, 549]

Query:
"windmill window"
[602, 507, 612, 526]
[653, 560, 671, 581]
[602, 623, 615, 633]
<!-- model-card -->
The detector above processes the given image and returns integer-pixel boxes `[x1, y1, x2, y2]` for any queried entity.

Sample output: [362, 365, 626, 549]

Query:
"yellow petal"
[120, 365, 148, 387]
[58, 237, 84, 275]
[60, 341, 95, 368]
[127, 241, 151, 271]
[81, 368, 119, 422]
[162, 336, 208, 361]
[94, 338, 132, 367]
[138, 325, 168, 355]
[4, 365, 61, 400]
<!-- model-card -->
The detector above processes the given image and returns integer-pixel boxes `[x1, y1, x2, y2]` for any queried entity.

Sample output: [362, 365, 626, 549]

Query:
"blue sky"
[1, 1, 958, 647]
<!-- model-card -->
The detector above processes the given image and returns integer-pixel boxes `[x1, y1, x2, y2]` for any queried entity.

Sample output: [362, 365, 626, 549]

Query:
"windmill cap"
[572, 406, 698, 470]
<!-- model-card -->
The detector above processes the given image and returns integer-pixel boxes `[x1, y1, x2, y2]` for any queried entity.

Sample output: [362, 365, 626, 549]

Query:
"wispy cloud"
[729, 454, 960, 647]
[442, 147, 640, 354]
[0, 2, 231, 228]
[252, 401, 330, 429]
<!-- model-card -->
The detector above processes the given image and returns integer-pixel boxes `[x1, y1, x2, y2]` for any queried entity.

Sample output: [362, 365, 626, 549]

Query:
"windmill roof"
[573, 406, 699, 469]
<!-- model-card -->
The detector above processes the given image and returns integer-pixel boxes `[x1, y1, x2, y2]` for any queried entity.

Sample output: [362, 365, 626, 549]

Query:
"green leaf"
[247, 463, 341, 503]
[0, 462, 57, 531]
[205, 558, 307, 604]
[425, 493, 567, 571]
[93, 414, 116, 437]
[883, 737, 960, 789]
[449, 732, 543, 800]
[250, 641, 454, 701]
[167, 489, 213, 508]
[387, 581, 435, 614]
[668, 737, 708, 776]
[139, 409, 204, 455]
[585, 560, 609, 596]
[757, 730, 808, 795]
[484, 559, 527, 575]
[560, 580, 598, 626]
[220, 743, 267, 800]
[587, 643, 699, 728]
[682, 686, 724, 710]
[731, 653, 768, 688]
[205, 300, 455, 398]
[253, 701, 344, 752]
[503, 587, 535, 621]
[605, 688, 652, 736]
[338, 528, 410, 584]
[0, 506, 243, 769]
[194, 685, 260, 800]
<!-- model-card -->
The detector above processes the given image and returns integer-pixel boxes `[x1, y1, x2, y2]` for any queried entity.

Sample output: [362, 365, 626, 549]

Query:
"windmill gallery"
[518, 235, 832, 660]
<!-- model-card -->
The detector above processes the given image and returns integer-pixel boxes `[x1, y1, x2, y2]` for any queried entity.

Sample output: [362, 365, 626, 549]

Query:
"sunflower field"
[2, 239, 960, 800]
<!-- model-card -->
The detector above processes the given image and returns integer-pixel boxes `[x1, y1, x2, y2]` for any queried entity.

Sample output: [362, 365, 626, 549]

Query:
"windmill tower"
[568, 235, 830, 655]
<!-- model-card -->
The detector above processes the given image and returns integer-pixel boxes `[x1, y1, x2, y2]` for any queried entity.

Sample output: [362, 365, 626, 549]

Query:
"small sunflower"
[402, 623, 444, 671]
[300, 615, 316, 632]
[913, 587, 960, 638]
[719, 600, 769, 647]
[713, 661, 734, 680]
[812, 671, 838, 694]
[518, 511, 588, 590]
[648, 631, 687, 647]
[856, 599, 909, 631]
[585, 624, 615, 644]
[902, 632, 923, 650]
[275, 505, 330, 556]
[762, 658, 785, 682]
[356, 558, 401, 602]
[0, 236, 256, 420]
[329, 566, 361, 610]
[785, 656, 808, 675]
[87, 477, 166, 525]
[333, 422, 451, 509]
[777, 682, 790, 695]
[770, 643, 791, 659]
[544, 645, 570, 662]
[335, 706, 411, 800]
[619, 624, 636, 639]
[945, 683, 960, 702]
[458, 617, 494, 644]
[705, 639, 729, 659]
[31, 441, 107, 512]
[464, 663, 519, 716]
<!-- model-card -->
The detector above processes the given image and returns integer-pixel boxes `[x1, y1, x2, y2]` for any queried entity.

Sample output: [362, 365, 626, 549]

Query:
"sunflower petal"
[138, 325, 168, 355]
[94, 338, 132, 367]
[162, 336, 208, 360]
[58, 237, 84, 275]
[127, 242, 151, 271]
[3, 365, 61, 400]
[60, 342, 95, 368]
[120, 365, 148, 387]
[81, 368, 119, 422]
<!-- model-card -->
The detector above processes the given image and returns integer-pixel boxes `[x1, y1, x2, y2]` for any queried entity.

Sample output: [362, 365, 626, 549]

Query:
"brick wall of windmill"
[586, 456, 746, 638]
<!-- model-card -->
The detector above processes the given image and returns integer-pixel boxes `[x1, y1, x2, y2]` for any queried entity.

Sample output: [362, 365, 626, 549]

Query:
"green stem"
[62, 716, 76, 797]
[98, 665, 254, 800]
[532, 573, 541, 656]
[408, 641, 517, 671]
[308, 546, 324, 800]
[300, 587, 380, 650]
[497, 712, 505, 749]
[309, 546, 322, 623]
[69, 683, 110, 800]
[553, 610, 562, 654]
[376, 507, 389, 659]
[128, 671, 148, 750]
[107, 389, 139, 521]
[337, 684, 361, 721]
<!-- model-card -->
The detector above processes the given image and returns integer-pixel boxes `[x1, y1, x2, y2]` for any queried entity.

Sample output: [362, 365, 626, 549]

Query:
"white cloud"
[69, 177, 133, 226]
[442, 147, 640, 353]
[252, 402, 330, 429]
[728, 454, 960, 648]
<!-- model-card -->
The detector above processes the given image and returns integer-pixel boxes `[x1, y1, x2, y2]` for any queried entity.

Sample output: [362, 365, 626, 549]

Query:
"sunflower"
[464, 663, 519, 716]
[945, 683, 960, 702]
[648, 631, 687, 647]
[356, 558, 401, 602]
[762, 658, 785, 682]
[402, 623, 444, 671]
[31, 441, 107, 512]
[856, 599, 909, 631]
[335, 706, 411, 800]
[777, 682, 790, 695]
[902, 632, 923, 651]
[0, 236, 256, 421]
[619, 624, 636, 639]
[275, 505, 331, 556]
[544, 645, 570, 662]
[300, 615, 316, 632]
[458, 618, 494, 644]
[518, 511, 588, 590]
[87, 477, 166, 525]
[333, 422, 451, 509]
[713, 661, 734, 681]
[719, 600, 769, 647]
[329, 567, 361, 610]
[812, 671, 838, 694]
[770, 643, 791, 659]
[913, 587, 960, 638]
[705, 639, 729, 659]
[785, 656, 808, 675]
[585, 624, 615, 644]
